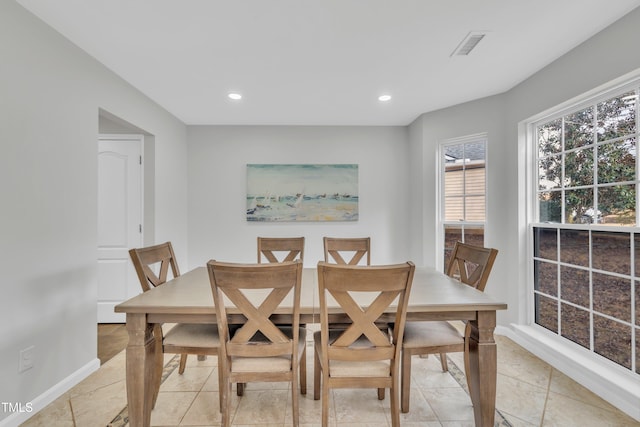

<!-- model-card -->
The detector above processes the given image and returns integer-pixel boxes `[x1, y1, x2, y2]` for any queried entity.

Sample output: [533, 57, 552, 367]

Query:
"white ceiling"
[16, 0, 640, 126]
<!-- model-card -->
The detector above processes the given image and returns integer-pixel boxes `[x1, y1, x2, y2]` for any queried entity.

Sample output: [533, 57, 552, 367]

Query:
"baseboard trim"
[0, 358, 100, 427]
[497, 324, 640, 422]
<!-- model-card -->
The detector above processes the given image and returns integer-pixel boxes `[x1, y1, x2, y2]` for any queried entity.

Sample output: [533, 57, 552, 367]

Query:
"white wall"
[187, 126, 410, 269]
[410, 95, 509, 320]
[0, 2, 188, 423]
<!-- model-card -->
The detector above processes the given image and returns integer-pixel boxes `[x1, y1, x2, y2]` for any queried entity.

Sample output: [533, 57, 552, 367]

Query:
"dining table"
[115, 265, 507, 427]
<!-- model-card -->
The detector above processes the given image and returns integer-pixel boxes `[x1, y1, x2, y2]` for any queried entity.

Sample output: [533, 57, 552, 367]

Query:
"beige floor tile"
[183, 353, 218, 368]
[20, 394, 74, 427]
[543, 392, 640, 427]
[201, 367, 221, 391]
[232, 389, 289, 425]
[439, 422, 475, 427]
[331, 389, 388, 424]
[499, 412, 538, 427]
[334, 423, 388, 427]
[179, 391, 220, 425]
[150, 391, 198, 426]
[398, 387, 439, 422]
[417, 388, 474, 422]
[285, 392, 332, 425]
[409, 355, 462, 389]
[495, 335, 552, 389]
[403, 422, 442, 427]
[495, 373, 546, 426]
[548, 368, 624, 413]
[69, 351, 127, 398]
[161, 366, 215, 392]
[70, 380, 127, 427]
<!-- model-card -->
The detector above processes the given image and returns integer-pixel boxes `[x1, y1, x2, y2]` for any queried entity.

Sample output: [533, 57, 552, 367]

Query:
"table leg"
[467, 311, 497, 427]
[125, 313, 157, 427]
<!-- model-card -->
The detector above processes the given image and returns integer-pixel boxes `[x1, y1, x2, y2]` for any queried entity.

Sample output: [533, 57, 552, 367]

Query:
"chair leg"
[152, 326, 164, 409]
[221, 377, 232, 427]
[439, 352, 449, 371]
[390, 383, 400, 427]
[401, 349, 411, 413]
[300, 343, 307, 395]
[178, 353, 188, 374]
[464, 342, 471, 391]
[377, 388, 385, 400]
[321, 372, 330, 427]
[292, 363, 300, 427]
[237, 382, 244, 396]
[313, 346, 321, 400]
[217, 350, 223, 412]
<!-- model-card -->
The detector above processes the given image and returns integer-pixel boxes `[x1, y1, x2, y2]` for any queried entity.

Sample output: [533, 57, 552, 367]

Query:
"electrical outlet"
[19, 346, 35, 373]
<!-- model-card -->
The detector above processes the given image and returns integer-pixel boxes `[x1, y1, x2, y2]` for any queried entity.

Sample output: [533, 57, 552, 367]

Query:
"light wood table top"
[115, 266, 506, 320]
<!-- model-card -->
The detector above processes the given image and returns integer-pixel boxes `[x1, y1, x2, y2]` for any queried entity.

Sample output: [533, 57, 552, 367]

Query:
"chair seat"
[402, 321, 463, 349]
[163, 323, 220, 348]
[232, 327, 307, 373]
[313, 330, 391, 377]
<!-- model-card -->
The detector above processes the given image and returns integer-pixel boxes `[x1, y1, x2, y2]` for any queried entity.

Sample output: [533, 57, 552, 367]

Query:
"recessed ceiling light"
[378, 95, 392, 102]
[228, 93, 242, 100]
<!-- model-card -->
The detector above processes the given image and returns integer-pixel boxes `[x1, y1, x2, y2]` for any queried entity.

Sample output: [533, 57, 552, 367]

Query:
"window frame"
[438, 133, 488, 271]
[524, 72, 640, 376]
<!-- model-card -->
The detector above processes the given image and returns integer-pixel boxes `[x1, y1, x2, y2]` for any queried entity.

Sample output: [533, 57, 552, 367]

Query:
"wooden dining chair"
[323, 236, 370, 265]
[257, 236, 305, 263]
[256, 236, 306, 395]
[323, 236, 386, 397]
[313, 261, 415, 427]
[129, 242, 221, 407]
[400, 241, 498, 413]
[207, 260, 306, 427]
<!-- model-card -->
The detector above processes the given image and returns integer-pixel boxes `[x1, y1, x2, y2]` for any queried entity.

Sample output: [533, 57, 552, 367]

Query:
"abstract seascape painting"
[246, 164, 358, 222]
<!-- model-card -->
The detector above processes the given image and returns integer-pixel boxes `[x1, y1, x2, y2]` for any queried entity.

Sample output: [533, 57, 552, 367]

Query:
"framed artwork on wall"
[246, 164, 358, 222]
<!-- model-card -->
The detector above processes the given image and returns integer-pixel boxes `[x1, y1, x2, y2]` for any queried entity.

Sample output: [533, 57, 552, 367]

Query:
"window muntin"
[441, 137, 486, 269]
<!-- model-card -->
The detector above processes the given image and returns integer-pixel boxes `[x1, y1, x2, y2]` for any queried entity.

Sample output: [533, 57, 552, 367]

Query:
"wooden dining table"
[115, 265, 507, 427]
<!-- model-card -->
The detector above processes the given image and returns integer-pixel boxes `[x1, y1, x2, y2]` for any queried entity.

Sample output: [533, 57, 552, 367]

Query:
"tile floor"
[20, 323, 639, 427]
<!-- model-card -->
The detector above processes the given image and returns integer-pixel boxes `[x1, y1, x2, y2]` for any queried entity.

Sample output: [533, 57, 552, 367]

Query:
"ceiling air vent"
[451, 31, 486, 56]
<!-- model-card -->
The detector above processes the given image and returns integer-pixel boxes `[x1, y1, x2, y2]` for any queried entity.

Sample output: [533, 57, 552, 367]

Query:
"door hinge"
[139, 155, 142, 165]
[139, 224, 142, 233]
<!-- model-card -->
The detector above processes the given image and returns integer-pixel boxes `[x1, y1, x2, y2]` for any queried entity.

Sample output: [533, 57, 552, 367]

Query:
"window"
[531, 84, 640, 374]
[441, 135, 487, 269]
[537, 91, 638, 225]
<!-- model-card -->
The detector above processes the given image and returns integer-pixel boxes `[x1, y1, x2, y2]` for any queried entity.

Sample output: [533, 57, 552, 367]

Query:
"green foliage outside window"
[537, 91, 638, 225]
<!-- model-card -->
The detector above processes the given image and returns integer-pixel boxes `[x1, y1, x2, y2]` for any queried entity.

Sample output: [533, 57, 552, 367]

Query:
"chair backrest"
[316, 261, 415, 366]
[445, 241, 498, 292]
[129, 241, 180, 292]
[207, 260, 303, 361]
[257, 237, 305, 263]
[323, 237, 371, 265]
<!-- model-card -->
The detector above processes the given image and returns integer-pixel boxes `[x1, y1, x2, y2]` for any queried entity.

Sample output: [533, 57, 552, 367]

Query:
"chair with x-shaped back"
[323, 236, 370, 265]
[313, 261, 415, 427]
[255, 236, 306, 395]
[400, 241, 498, 413]
[257, 236, 305, 264]
[207, 260, 306, 427]
[129, 241, 221, 407]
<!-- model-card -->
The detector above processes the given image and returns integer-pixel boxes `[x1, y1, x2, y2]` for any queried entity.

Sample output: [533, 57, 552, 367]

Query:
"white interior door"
[97, 135, 143, 323]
